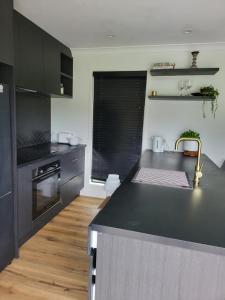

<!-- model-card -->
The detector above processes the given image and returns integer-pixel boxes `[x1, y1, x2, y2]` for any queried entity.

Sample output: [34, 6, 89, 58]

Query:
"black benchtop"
[17, 143, 85, 166]
[91, 150, 225, 254]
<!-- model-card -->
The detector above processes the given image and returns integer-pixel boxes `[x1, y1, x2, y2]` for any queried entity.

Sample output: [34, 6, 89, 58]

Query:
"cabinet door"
[43, 33, 61, 95]
[14, 11, 44, 92]
[0, 0, 13, 65]
[17, 165, 33, 244]
[0, 84, 12, 197]
[0, 193, 14, 271]
[61, 148, 85, 185]
[61, 174, 84, 206]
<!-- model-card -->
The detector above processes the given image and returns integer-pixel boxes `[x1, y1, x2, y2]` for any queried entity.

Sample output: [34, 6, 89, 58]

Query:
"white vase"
[183, 141, 198, 152]
[105, 174, 120, 197]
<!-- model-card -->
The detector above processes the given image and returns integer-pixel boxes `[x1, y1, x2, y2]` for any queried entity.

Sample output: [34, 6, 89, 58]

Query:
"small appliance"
[152, 136, 166, 153]
[57, 132, 73, 144]
[68, 135, 81, 146]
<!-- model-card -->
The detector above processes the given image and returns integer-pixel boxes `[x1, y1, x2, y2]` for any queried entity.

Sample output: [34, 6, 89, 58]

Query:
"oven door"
[32, 170, 61, 221]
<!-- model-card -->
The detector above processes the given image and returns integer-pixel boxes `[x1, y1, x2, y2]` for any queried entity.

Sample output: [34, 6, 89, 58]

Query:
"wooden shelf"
[150, 68, 219, 76]
[52, 93, 73, 99]
[148, 95, 212, 101]
[61, 72, 73, 80]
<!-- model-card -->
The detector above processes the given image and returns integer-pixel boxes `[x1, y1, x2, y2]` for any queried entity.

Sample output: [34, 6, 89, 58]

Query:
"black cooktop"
[17, 143, 85, 166]
[17, 143, 55, 165]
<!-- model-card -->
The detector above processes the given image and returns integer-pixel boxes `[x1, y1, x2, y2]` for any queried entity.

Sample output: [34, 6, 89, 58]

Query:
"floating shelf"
[60, 72, 73, 80]
[52, 93, 73, 99]
[148, 96, 212, 101]
[150, 68, 219, 76]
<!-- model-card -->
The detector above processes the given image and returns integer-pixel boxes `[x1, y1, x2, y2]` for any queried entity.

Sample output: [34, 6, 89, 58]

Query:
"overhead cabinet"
[14, 11, 73, 97]
[0, 0, 14, 65]
[43, 33, 61, 95]
[14, 11, 44, 92]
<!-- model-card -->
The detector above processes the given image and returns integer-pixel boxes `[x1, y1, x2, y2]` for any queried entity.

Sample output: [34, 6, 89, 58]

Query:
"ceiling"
[14, 0, 225, 48]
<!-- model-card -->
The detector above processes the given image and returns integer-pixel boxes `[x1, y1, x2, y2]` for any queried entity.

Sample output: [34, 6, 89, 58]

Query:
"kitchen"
[0, 0, 225, 299]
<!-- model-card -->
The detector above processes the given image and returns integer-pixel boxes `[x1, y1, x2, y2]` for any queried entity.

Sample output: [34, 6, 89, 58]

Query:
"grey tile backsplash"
[16, 92, 51, 149]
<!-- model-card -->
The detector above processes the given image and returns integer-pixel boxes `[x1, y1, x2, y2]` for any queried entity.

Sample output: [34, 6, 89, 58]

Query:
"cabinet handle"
[92, 275, 96, 284]
[72, 158, 79, 163]
[90, 248, 97, 269]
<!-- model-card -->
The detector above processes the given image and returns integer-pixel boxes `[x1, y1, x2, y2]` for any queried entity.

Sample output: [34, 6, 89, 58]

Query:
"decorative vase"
[183, 141, 198, 157]
[191, 51, 200, 68]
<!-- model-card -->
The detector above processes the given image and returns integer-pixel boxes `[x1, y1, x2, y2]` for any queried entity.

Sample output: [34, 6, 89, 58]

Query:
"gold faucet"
[175, 137, 203, 188]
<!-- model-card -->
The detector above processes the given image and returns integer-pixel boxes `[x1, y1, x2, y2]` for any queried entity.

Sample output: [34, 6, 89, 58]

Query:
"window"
[92, 71, 147, 182]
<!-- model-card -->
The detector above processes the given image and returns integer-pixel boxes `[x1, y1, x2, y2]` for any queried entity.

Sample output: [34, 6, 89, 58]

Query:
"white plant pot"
[183, 141, 198, 152]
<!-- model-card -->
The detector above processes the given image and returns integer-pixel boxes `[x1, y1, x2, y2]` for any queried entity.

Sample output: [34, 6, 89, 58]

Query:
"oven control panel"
[32, 161, 60, 178]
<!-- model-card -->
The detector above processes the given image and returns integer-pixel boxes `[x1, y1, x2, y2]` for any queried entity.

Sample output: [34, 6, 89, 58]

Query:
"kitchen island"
[88, 150, 225, 300]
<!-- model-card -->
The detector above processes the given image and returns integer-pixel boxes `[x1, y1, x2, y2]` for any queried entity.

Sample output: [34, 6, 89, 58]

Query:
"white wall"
[51, 44, 225, 198]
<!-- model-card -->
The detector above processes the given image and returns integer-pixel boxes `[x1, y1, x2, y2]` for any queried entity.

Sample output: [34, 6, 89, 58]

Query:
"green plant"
[180, 130, 200, 139]
[200, 85, 219, 118]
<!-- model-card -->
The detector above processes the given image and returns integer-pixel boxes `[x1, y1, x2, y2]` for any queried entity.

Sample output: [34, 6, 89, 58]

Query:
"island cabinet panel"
[14, 11, 44, 92]
[94, 232, 225, 300]
[0, 0, 14, 65]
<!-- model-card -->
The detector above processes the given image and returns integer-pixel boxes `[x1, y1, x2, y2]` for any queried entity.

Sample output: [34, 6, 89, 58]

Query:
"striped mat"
[132, 167, 190, 188]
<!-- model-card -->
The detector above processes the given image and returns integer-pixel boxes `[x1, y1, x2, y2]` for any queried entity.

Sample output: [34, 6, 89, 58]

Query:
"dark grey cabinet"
[17, 146, 85, 245]
[60, 147, 85, 206]
[17, 165, 32, 244]
[0, 0, 14, 65]
[0, 193, 14, 270]
[0, 84, 14, 270]
[0, 84, 12, 197]
[43, 33, 61, 95]
[61, 147, 85, 185]
[61, 175, 84, 206]
[14, 11, 73, 96]
[14, 11, 44, 92]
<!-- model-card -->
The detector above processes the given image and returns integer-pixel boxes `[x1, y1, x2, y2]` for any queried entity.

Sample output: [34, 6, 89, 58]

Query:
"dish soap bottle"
[60, 83, 64, 95]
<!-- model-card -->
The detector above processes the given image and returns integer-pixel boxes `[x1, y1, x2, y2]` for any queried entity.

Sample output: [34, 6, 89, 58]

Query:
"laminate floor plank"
[0, 196, 104, 300]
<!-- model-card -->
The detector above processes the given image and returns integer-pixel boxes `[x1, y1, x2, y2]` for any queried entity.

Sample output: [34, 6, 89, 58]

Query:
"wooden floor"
[0, 196, 104, 300]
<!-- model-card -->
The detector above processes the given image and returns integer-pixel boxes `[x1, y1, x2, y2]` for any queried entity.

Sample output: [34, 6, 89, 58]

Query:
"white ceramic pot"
[183, 141, 198, 152]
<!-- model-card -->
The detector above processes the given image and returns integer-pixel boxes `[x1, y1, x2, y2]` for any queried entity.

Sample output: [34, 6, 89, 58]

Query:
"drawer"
[60, 147, 85, 184]
[61, 174, 84, 206]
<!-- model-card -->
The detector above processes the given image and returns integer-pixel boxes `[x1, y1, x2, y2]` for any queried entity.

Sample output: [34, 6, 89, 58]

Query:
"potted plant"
[200, 86, 219, 118]
[180, 130, 200, 157]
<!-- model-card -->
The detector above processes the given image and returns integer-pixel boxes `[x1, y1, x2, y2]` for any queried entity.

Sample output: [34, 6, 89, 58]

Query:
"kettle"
[152, 136, 166, 153]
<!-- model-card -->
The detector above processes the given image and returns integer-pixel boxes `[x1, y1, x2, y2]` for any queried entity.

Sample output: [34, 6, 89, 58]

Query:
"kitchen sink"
[132, 167, 191, 189]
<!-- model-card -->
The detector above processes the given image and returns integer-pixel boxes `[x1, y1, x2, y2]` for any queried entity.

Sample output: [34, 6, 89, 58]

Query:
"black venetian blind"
[92, 71, 147, 182]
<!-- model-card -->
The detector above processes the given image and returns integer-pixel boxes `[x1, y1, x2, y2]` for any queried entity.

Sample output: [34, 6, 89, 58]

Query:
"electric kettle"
[152, 136, 166, 153]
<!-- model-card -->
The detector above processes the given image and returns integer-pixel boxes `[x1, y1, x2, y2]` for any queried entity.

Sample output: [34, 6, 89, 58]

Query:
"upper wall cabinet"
[43, 33, 61, 95]
[14, 11, 73, 97]
[14, 11, 44, 92]
[0, 0, 14, 65]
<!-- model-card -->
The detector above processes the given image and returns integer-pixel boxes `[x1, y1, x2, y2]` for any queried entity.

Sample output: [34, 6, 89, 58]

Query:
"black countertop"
[91, 150, 225, 254]
[17, 143, 86, 166]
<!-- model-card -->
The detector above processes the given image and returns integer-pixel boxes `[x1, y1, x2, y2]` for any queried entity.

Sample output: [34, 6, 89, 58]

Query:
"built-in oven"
[32, 160, 61, 221]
